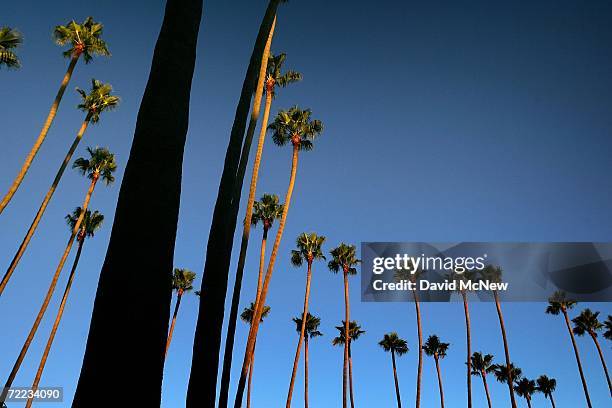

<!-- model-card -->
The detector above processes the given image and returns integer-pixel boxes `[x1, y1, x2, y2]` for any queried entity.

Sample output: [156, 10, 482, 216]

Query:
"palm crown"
[293, 313, 323, 339]
[172, 268, 196, 294]
[65, 207, 104, 239]
[379, 332, 409, 356]
[536, 375, 557, 398]
[268, 106, 323, 150]
[605, 315, 612, 340]
[53, 17, 110, 62]
[480, 264, 503, 284]
[394, 261, 423, 283]
[266, 53, 302, 96]
[77, 79, 120, 123]
[514, 378, 536, 400]
[470, 352, 495, 377]
[241, 302, 271, 324]
[328, 243, 360, 275]
[291, 233, 326, 267]
[545, 291, 576, 315]
[0, 27, 23, 69]
[332, 321, 365, 346]
[447, 269, 479, 292]
[423, 335, 449, 358]
[73, 147, 117, 184]
[251, 193, 283, 229]
[492, 363, 522, 384]
[572, 308, 603, 337]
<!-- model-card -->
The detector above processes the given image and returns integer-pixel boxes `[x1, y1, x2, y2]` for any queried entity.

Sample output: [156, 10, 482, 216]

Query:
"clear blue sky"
[1, 1, 611, 407]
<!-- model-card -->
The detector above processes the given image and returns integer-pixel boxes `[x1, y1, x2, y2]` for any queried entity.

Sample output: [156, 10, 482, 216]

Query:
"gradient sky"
[1, 1, 612, 407]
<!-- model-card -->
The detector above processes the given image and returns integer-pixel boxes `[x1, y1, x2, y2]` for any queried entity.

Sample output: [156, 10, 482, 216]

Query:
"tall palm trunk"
[75, 1, 202, 406]
[234, 141, 299, 408]
[434, 355, 445, 408]
[561, 308, 592, 407]
[0, 53, 80, 214]
[348, 342, 355, 408]
[462, 291, 472, 408]
[25, 236, 85, 408]
[165, 289, 183, 356]
[342, 269, 351, 408]
[304, 336, 310, 408]
[218, 17, 276, 408]
[493, 290, 517, 408]
[391, 350, 402, 408]
[525, 398, 532, 408]
[0, 175, 97, 404]
[287, 259, 313, 407]
[246, 338, 258, 408]
[480, 371, 492, 408]
[0, 113, 92, 296]
[413, 289, 423, 408]
[588, 331, 612, 395]
[548, 393, 556, 408]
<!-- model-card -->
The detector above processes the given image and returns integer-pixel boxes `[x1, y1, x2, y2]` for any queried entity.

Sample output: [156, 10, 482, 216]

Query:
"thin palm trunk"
[413, 289, 423, 408]
[548, 393, 556, 408]
[25, 237, 85, 408]
[246, 339, 257, 408]
[234, 143, 299, 408]
[0, 114, 92, 296]
[462, 291, 472, 408]
[589, 332, 612, 395]
[343, 270, 351, 408]
[434, 355, 445, 408]
[218, 17, 276, 408]
[286, 260, 313, 407]
[305, 336, 310, 408]
[0, 175, 97, 404]
[165, 290, 183, 356]
[493, 290, 517, 408]
[561, 309, 592, 407]
[348, 343, 355, 408]
[481, 372, 492, 408]
[391, 350, 402, 408]
[525, 398, 532, 408]
[0, 54, 80, 214]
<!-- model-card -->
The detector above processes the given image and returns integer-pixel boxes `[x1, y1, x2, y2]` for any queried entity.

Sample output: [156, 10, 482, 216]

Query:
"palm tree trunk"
[343, 270, 351, 408]
[286, 260, 313, 407]
[25, 237, 85, 408]
[462, 291, 472, 408]
[561, 309, 592, 407]
[525, 398, 532, 408]
[305, 336, 309, 408]
[413, 289, 423, 408]
[246, 337, 258, 408]
[234, 142, 299, 408]
[548, 393, 556, 408]
[0, 53, 80, 214]
[348, 343, 355, 408]
[481, 373, 492, 408]
[589, 332, 612, 395]
[218, 17, 276, 408]
[0, 176, 97, 405]
[434, 355, 445, 408]
[0, 114, 92, 296]
[165, 290, 183, 356]
[391, 350, 402, 408]
[493, 290, 517, 408]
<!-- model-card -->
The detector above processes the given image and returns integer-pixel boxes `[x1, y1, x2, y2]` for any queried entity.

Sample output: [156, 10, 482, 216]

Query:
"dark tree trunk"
[72, 0, 202, 406]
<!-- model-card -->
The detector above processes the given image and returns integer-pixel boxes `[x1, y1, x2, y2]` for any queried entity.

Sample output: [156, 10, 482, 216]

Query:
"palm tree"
[241, 302, 271, 408]
[493, 363, 522, 386]
[470, 352, 495, 408]
[423, 335, 449, 408]
[536, 375, 557, 408]
[0, 27, 22, 68]
[251, 194, 283, 301]
[25, 208, 104, 408]
[379, 332, 409, 408]
[234, 106, 323, 407]
[292, 313, 322, 408]
[165, 268, 196, 355]
[605, 315, 612, 340]
[286, 233, 326, 407]
[572, 308, 611, 394]
[0, 147, 116, 405]
[0, 17, 110, 213]
[0, 80, 118, 296]
[514, 378, 536, 408]
[546, 291, 592, 407]
[480, 265, 517, 408]
[332, 321, 365, 408]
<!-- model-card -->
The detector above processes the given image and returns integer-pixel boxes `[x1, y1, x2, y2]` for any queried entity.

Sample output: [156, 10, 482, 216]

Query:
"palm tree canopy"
[251, 193, 283, 229]
[240, 302, 271, 324]
[393, 261, 423, 282]
[479, 264, 503, 284]
[268, 106, 323, 151]
[536, 375, 557, 398]
[290, 232, 326, 267]
[422, 335, 449, 358]
[514, 378, 536, 400]
[0, 27, 23, 68]
[73, 146, 117, 185]
[470, 352, 495, 377]
[572, 308, 603, 337]
[447, 269, 479, 291]
[332, 321, 365, 346]
[492, 363, 522, 384]
[292, 312, 323, 339]
[172, 268, 196, 293]
[546, 290, 577, 315]
[604, 315, 612, 340]
[77, 79, 120, 123]
[328, 243, 360, 275]
[53, 17, 110, 63]
[266, 52, 302, 96]
[379, 332, 409, 356]
[65, 207, 104, 238]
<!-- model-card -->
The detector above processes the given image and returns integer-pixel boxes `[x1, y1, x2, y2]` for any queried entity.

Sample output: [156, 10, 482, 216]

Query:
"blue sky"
[1, 0, 611, 407]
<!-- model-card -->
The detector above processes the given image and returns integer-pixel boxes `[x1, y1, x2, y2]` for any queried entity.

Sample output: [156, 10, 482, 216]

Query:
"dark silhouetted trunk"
[462, 291, 472, 408]
[589, 332, 611, 395]
[305, 336, 310, 408]
[391, 350, 402, 408]
[348, 342, 355, 408]
[548, 393, 556, 408]
[481, 372, 492, 408]
[561, 309, 592, 407]
[413, 289, 423, 408]
[493, 290, 517, 408]
[434, 355, 445, 408]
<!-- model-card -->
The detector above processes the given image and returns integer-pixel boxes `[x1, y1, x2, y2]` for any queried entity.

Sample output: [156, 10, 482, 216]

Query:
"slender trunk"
[348, 343, 355, 408]
[413, 289, 423, 408]
[343, 270, 351, 408]
[234, 143, 299, 408]
[434, 355, 445, 408]
[286, 260, 313, 407]
[549, 393, 556, 408]
[246, 338, 257, 408]
[305, 336, 309, 408]
[391, 350, 402, 408]
[0, 114, 92, 296]
[165, 290, 183, 356]
[493, 290, 517, 408]
[0, 176, 97, 404]
[525, 398, 532, 408]
[481, 373, 492, 408]
[589, 332, 612, 395]
[0, 53, 80, 214]
[218, 17, 276, 408]
[25, 238, 85, 408]
[561, 309, 592, 407]
[462, 291, 472, 408]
